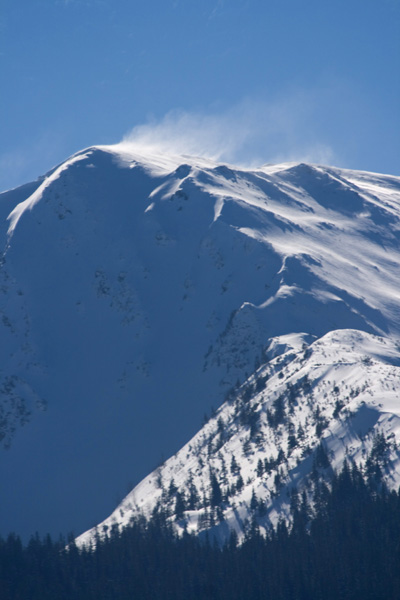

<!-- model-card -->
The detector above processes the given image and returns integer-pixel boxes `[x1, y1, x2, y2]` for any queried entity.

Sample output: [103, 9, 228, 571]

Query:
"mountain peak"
[0, 147, 399, 539]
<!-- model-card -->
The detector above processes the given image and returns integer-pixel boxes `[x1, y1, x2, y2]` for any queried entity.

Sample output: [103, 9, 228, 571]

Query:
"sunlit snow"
[0, 144, 399, 540]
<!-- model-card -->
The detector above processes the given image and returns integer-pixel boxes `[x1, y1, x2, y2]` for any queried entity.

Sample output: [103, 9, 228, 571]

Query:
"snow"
[7, 152, 91, 236]
[77, 329, 400, 547]
[0, 144, 400, 540]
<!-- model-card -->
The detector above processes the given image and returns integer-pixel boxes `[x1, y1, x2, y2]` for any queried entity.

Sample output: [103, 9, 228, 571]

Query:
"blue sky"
[1, 0, 399, 191]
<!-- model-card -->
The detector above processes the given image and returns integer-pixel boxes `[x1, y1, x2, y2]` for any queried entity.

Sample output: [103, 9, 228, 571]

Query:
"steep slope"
[0, 144, 399, 538]
[76, 329, 400, 546]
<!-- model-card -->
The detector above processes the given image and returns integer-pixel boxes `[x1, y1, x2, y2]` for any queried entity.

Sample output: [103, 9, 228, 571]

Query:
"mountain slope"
[76, 328, 400, 546]
[0, 144, 399, 538]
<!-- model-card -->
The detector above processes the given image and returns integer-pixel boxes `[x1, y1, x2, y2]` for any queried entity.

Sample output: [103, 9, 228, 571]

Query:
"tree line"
[0, 462, 399, 599]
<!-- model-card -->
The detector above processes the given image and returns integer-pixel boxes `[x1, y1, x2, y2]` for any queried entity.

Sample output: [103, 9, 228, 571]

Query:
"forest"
[1, 462, 399, 600]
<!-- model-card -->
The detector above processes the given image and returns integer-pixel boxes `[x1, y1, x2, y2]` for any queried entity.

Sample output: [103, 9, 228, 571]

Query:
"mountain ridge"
[76, 327, 400, 546]
[0, 145, 399, 539]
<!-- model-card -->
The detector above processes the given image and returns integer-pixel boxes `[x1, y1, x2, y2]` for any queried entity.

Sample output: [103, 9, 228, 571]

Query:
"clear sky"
[1, 0, 399, 191]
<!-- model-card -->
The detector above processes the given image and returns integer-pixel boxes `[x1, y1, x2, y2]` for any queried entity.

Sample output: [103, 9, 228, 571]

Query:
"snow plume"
[121, 94, 336, 168]
[121, 109, 248, 164]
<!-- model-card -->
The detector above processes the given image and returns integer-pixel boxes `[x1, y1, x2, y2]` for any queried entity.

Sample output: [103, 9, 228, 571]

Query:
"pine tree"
[250, 489, 258, 511]
[175, 491, 185, 519]
[210, 472, 222, 507]
[230, 454, 240, 474]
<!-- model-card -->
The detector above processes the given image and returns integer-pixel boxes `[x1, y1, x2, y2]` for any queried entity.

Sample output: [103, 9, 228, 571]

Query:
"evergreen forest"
[1, 463, 399, 600]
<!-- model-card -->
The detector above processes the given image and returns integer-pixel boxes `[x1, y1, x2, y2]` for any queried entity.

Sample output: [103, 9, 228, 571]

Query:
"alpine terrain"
[0, 143, 399, 541]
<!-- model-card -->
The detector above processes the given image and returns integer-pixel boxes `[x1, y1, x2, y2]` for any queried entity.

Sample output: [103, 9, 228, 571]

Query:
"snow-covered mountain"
[76, 328, 400, 546]
[1, 143, 400, 539]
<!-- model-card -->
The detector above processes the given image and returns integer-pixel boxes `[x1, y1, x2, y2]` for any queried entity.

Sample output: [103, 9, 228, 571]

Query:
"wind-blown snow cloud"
[122, 93, 337, 168]
[122, 109, 248, 163]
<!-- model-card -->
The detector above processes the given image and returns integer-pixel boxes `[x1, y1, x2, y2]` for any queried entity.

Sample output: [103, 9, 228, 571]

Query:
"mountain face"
[77, 329, 400, 546]
[0, 144, 400, 540]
